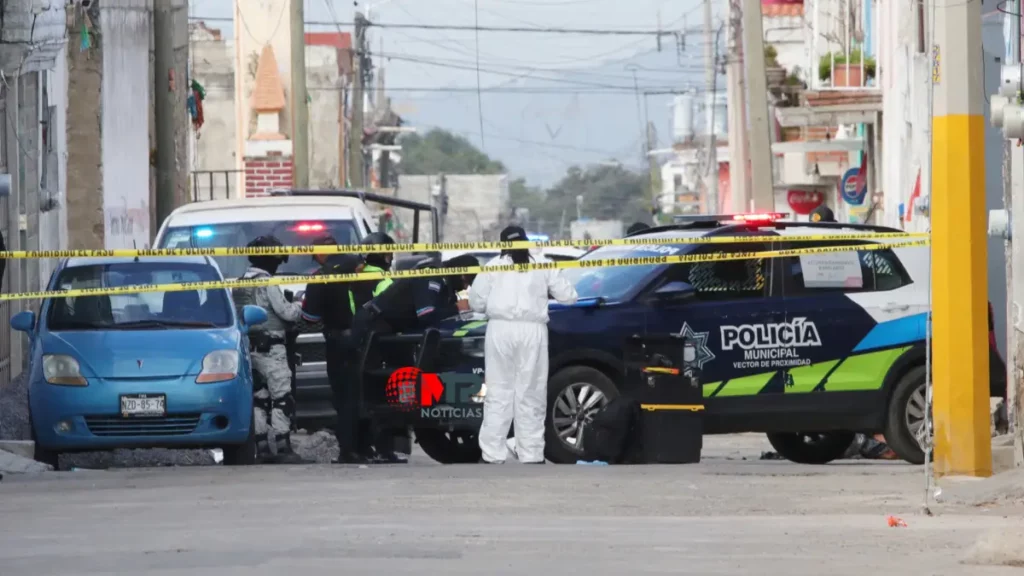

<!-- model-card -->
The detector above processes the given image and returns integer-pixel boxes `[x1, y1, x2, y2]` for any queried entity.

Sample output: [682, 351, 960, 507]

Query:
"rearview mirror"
[242, 305, 268, 327]
[653, 281, 695, 302]
[11, 310, 35, 332]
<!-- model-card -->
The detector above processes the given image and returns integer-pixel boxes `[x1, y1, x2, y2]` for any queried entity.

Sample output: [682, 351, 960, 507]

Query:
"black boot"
[333, 451, 370, 465]
[271, 436, 312, 464]
[373, 451, 408, 464]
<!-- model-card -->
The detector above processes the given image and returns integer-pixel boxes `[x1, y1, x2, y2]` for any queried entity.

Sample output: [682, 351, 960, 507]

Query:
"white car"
[153, 191, 439, 435]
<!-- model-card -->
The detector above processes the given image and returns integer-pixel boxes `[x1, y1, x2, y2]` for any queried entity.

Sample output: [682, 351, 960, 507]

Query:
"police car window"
[661, 244, 768, 300]
[785, 245, 908, 293]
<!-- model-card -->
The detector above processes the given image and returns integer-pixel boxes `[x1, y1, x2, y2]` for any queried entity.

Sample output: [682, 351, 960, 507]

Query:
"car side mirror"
[242, 305, 268, 330]
[653, 281, 695, 303]
[11, 310, 35, 333]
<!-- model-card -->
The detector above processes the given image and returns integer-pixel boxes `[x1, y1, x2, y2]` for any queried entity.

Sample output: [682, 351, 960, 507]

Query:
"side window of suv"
[662, 243, 769, 301]
[784, 242, 910, 295]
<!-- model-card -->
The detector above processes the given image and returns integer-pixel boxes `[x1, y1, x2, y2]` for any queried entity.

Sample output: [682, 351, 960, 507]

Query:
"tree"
[544, 164, 651, 226]
[397, 129, 506, 175]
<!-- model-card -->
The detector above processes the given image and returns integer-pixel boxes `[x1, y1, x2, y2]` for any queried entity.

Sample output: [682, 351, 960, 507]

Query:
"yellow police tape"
[0, 232, 929, 259]
[0, 239, 928, 302]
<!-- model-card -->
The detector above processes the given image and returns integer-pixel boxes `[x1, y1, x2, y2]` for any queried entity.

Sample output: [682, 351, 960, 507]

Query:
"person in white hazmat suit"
[469, 225, 579, 464]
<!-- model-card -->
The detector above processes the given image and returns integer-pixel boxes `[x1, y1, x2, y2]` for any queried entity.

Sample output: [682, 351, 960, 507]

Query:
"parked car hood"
[41, 328, 240, 378]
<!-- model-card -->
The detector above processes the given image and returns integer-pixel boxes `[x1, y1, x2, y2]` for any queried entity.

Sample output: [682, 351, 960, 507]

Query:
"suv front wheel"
[545, 366, 617, 464]
[883, 366, 927, 464]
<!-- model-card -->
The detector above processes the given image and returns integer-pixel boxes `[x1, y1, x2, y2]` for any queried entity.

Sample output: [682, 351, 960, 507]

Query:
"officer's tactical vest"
[232, 267, 289, 336]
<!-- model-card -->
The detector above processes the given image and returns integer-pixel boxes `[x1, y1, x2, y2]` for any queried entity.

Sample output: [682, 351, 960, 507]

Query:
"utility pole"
[349, 13, 368, 189]
[702, 0, 719, 214]
[290, 0, 310, 189]
[1001, 0, 1022, 467]
[741, 0, 775, 211]
[647, 121, 661, 222]
[725, 0, 750, 212]
[932, 0, 991, 476]
[154, 0, 178, 226]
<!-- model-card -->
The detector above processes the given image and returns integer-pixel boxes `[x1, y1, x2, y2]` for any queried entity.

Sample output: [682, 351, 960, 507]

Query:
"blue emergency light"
[527, 233, 549, 242]
[194, 227, 214, 239]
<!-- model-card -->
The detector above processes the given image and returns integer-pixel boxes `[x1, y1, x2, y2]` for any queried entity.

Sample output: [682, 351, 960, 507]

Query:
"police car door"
[641, 239, 782, 400]
[779, 239, 899, 413]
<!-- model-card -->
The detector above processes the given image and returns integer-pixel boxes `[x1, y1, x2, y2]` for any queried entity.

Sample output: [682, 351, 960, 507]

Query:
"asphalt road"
[0, 436, 1021, 576]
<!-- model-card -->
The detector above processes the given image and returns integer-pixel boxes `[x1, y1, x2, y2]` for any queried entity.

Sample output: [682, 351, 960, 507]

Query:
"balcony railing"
[190, 170, 242, 202]
[808, 0, 879, 91]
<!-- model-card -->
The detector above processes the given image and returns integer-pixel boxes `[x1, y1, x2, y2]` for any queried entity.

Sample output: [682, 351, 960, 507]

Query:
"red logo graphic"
[386, 367, 444, 411]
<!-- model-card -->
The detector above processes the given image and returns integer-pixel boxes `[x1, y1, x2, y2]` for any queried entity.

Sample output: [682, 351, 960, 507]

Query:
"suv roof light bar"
[672, 212, 788, 224]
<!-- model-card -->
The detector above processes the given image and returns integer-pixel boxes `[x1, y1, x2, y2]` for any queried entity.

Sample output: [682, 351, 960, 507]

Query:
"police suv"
[438, 213, 1005, 465]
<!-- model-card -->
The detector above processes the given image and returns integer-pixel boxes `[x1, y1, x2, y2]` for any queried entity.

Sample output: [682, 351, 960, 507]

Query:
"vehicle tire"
[415, 428, 482, 464]
[223, 413, 257, 466]
[545, 366, 618, 464]
[28, 410, 59, 470]
[766, 431, 856, 464]
[883, 366, 927, 465]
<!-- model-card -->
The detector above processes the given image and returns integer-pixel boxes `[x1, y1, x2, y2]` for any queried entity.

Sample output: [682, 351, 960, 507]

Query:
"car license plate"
[120, 394, 166, 417]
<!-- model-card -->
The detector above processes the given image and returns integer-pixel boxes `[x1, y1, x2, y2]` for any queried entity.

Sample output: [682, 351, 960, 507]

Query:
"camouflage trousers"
[252, 344, 296, 455]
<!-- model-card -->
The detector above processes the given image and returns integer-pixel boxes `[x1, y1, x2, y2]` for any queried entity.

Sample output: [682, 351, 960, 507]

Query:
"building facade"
[0, 0, 70, 387]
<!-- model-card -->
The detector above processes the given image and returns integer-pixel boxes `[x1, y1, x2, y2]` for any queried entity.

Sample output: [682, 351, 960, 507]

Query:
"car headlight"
[196, 350, 239, 383]
[461, 337, 485, 358]
[42, 354, 87, 386]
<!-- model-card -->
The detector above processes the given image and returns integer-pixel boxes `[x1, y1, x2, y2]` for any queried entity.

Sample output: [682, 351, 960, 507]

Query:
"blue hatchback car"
[12, 256, 268, 468]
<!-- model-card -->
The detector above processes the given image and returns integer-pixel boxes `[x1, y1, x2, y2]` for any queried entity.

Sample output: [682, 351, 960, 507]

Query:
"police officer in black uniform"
[301, 236, 374, 464]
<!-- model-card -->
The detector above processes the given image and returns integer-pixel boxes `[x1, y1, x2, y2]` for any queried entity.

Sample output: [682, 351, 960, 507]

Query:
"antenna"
[133, 239, 140, 263]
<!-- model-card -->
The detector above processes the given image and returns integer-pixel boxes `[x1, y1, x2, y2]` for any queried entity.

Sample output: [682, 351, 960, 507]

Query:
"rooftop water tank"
[672, 93, 695, 142]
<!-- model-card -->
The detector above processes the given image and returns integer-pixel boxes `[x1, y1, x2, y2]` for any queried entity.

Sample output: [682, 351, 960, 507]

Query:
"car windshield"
[158, 220, 360, 278]
[47, 262, 233, 331]
[559, 242, 689, 300]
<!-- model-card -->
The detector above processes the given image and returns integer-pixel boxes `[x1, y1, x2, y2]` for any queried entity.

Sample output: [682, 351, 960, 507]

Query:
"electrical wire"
[474, 0, 486, 150]
[363, 49, 707, 87]
[190, 15, 690, 36]
[235, 3, 287, 46]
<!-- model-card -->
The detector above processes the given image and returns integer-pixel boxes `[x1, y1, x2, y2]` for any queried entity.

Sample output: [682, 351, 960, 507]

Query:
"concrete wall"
[397, 174, 509, 242]
[101, 2, 152, 249]
[66, 37, 105, 250]
[307, 45, 342, 189]
[189, 26, 238, 200]
[984, 19, 1009, 358]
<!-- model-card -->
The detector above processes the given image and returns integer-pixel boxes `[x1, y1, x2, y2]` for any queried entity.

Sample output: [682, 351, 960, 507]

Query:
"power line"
[364, 50, 705, 88]
[473, 0, 486, 150]
[198, 81, 702, 94]
[189, 15, 695, 36]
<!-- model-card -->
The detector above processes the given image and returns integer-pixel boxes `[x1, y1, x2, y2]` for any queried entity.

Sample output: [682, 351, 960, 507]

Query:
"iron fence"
[190, 170, 242, 202]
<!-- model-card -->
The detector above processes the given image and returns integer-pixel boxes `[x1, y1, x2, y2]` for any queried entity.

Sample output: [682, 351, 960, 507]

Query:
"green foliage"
[396, 129, 506, 175]
[818, 49, 876, 81]
[764, 44, 780, 67]
[397, 128, 652, 236]
[523, 164, 652, 227]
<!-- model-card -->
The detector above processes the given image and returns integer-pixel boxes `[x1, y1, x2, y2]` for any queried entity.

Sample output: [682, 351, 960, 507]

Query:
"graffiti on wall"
[105, 196, 150, 249]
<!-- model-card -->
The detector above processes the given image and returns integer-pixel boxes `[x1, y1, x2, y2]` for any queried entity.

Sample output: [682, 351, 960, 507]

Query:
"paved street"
[1, 435, 1021, 575]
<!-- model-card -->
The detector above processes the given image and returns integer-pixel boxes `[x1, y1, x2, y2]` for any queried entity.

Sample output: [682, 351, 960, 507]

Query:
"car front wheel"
[766, 431, 856, 464]
[29, 410, 59, 469]
[545, 366, 617, 464]
[223, 412, 257, 466]
[883, 366, 927, 464]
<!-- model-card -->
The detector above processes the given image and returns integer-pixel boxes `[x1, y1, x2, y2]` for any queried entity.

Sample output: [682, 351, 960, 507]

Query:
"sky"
[191, 0, 722, 185]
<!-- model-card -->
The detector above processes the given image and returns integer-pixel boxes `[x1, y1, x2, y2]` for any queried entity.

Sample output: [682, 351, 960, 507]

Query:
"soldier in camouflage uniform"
[233, 235, 308, 464]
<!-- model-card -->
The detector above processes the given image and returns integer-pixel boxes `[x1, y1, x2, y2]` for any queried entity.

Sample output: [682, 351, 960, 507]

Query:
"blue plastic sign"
[840, 167, 867, 206]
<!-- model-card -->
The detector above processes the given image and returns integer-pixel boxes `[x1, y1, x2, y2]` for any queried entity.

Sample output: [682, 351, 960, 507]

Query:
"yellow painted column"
[930, 0, 992, 477]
